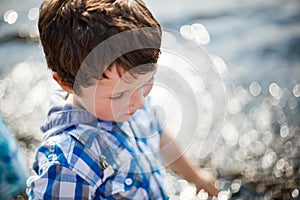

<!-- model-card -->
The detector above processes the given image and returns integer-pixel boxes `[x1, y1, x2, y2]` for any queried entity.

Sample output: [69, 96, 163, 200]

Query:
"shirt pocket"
[98, 148, 148, 198]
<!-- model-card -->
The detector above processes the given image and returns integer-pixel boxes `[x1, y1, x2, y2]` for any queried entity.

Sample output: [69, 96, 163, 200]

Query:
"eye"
[109, 92, 125, 100]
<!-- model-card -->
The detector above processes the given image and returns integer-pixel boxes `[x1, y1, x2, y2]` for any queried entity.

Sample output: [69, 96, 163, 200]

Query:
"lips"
[128, 111, 136, 116]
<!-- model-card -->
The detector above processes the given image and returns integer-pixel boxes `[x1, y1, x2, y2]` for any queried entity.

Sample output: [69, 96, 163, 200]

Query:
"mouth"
[128, 111, 136, 116]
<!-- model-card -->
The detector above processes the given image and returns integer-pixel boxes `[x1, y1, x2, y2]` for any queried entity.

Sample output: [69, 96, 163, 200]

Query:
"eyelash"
[109, 78, 154, 101]
[109, 93, 125, 100]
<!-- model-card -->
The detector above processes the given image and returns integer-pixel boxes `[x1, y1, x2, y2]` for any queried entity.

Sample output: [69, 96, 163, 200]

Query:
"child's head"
[39, 0, 161, 121]
[39, 0, 161, 91]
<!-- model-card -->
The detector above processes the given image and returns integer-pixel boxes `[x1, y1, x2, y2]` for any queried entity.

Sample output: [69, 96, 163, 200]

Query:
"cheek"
[94, 98, 128, 117]
[95, 100, 112, 114]
[110, 99, 129, 113]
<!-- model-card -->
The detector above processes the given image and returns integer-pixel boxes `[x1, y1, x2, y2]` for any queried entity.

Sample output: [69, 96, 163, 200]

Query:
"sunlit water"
[0, 0, 299, 199]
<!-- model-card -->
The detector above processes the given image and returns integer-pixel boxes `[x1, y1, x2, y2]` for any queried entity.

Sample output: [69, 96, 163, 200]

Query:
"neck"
[66, 93, 74, 104]
[67, 94, 87, 111]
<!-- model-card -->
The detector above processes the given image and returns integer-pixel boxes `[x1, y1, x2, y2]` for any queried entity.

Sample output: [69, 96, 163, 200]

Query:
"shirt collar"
[41, 89, 114, 145]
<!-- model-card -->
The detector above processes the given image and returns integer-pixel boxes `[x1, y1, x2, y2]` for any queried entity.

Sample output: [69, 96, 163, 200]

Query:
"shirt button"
[125, 178, 133, 185]
[52, 154, 57, 161]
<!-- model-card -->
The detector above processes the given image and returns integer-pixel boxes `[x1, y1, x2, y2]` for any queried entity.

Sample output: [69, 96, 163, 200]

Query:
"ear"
[53, 72, 74, 94]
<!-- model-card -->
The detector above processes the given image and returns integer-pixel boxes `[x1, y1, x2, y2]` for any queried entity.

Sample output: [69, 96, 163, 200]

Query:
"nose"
[129, 88, 145, 111]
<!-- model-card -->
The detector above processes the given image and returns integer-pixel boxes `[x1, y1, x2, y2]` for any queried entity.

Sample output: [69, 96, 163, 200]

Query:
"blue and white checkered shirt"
[27, 89, 168, 199]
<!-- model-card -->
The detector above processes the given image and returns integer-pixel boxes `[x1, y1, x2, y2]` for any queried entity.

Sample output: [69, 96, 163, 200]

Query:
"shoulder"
[34, 126, 108, 185]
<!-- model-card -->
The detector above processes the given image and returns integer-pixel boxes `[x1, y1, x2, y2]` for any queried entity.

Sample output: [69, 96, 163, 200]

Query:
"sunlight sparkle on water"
[29, 24, 39, 38]
[262, 131, 273, 145]
[222, 123, 239, 146]
[11, 62, 33, 84]
[175, 179, 188, 192]
[179, 189, 195, 200]
[280, 125, 289, 138]
[180, 25, 195, 40]
[180, 23, 210, 45]
[292, 84, 300, 97]
[288, 97, 298, 110]
[197, 190, 208, 200]
[262, 149, 277, 169]
[218, 190, 230, 200]
[18, 24, 30, 38]
[191, 23, 210, 45]
[269, 82, 281, 99]
[238, 134, 251, 148]
[230, 179, 241, 194]
[28, 7, 39, 21]
[211, 55, 228, 76]
[3, 10, 18, 24]
[292, 189, 299, 198]
[249, 81, 261, 97]
[276, 159, 285, 170]
[227, 98, 241, 114]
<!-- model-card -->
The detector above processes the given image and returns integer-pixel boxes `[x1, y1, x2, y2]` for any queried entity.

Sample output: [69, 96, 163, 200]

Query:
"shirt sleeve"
[26, 135, 97, 200]
[27, 163, 92, 200]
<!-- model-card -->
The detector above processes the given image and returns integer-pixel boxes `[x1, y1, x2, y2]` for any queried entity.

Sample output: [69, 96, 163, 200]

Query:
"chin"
[114, 114, 134, 122]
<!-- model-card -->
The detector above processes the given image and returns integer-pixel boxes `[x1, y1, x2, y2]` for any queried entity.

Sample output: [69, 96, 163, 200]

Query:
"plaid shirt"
[27, 89, 168, 199]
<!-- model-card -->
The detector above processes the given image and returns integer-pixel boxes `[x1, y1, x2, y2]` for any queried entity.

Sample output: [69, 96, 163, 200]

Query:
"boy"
[27, 0, 218, 199]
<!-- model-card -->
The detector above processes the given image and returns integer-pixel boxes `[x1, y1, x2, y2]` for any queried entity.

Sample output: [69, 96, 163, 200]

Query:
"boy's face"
[74, 64, 155, 122]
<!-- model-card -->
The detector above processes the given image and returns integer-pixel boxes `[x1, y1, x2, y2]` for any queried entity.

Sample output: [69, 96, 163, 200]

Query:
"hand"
[193, 168, 218, 197]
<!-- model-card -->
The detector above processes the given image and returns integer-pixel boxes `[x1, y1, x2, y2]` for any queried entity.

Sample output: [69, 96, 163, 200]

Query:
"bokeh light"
[249, 81, 261, 97]
[3, 10, 18, 24]
[292, 84, 300, 97]
[180, 23, 210, 45]
[28, 7, 39, 21]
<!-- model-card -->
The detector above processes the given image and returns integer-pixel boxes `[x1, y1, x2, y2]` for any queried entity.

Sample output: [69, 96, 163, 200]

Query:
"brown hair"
[38, 0, 161, 93]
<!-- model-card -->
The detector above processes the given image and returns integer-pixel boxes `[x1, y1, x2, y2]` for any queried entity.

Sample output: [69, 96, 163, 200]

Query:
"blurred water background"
[0, 0, 299, 199]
